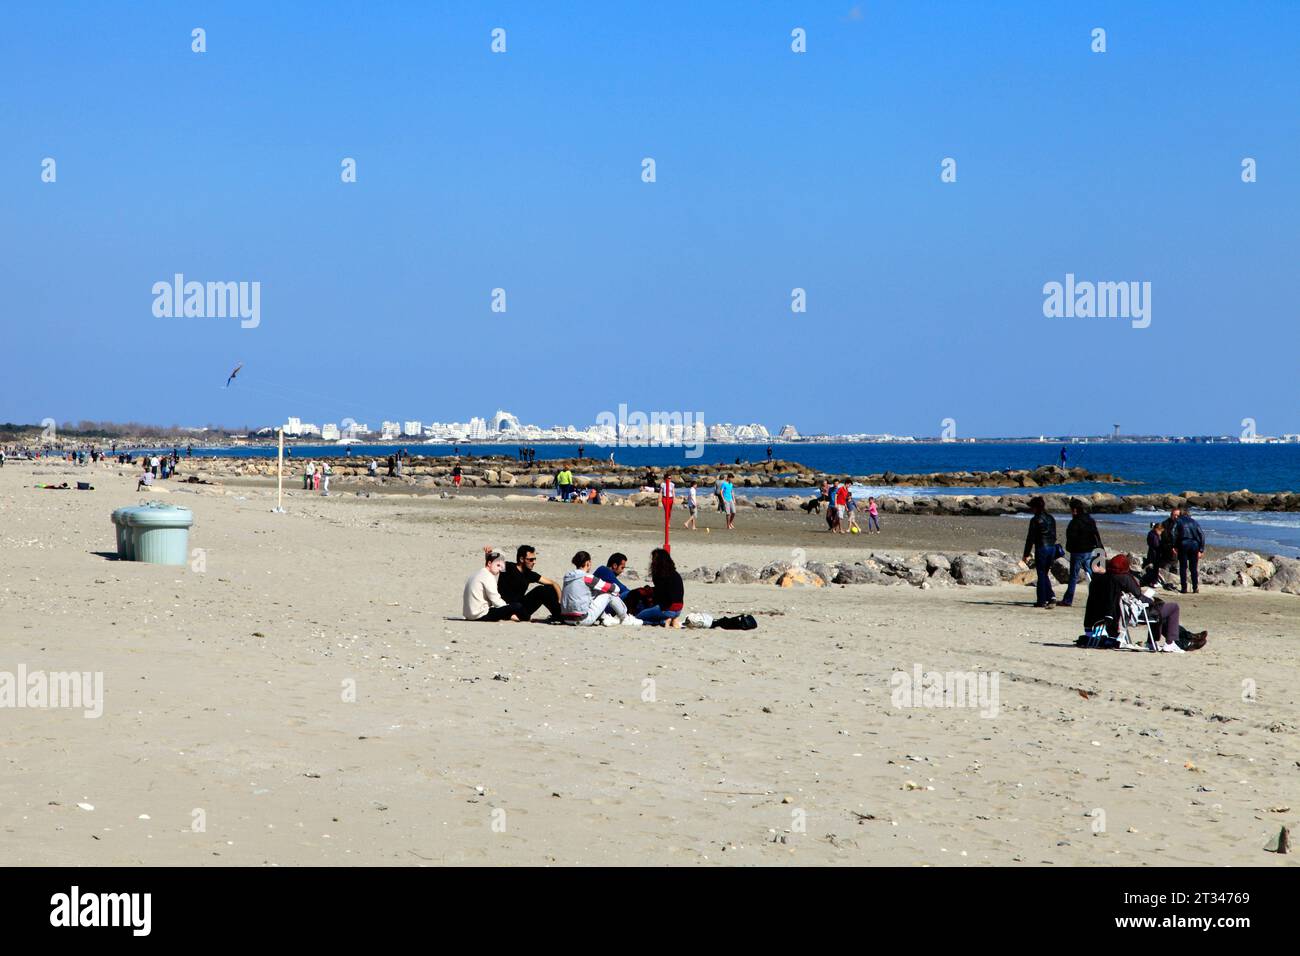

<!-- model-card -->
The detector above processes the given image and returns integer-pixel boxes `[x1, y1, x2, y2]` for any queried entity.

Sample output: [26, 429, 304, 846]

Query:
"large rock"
[686, 566, 716, 582]
[1263, 556, 1300, 595]
[951, 553, 1000, 586]
[978, 548, 1027, 581]
[714, 562, 759, 585]
[775, 568, 825, 588]
[806, 561, 839, 584]
[1050, 556, 1071, 584]
[924, 553, 951, 574]
[760, 560, 794, 581]
[834, 562, 892, 585]
[1200, 551, 1273, 587]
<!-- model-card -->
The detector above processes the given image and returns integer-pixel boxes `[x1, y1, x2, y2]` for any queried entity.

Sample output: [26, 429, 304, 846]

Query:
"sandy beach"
[2, 458, 1296, 866]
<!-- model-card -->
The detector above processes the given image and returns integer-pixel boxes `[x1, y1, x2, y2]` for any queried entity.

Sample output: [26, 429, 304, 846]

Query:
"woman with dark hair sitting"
[635, 548, 685, 627]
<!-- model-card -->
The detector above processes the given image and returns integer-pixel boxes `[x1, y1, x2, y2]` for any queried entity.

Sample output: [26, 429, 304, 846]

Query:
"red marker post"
[661, 476, 674, 552]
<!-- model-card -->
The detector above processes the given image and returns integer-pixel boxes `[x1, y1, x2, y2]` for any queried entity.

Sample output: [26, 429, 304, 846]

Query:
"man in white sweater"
[463, 547, 521, 622]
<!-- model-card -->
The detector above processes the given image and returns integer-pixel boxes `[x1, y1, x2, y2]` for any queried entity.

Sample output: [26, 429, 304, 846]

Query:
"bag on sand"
[1076, 624, 1120, 650]
[711, 614, 757, 631]
[683, 612, 714, 628]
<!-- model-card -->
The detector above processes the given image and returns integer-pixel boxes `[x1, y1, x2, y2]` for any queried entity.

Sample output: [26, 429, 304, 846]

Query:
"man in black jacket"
[1021, 496, 1059, 609]
[497, 545, 563, 621]
[1173, 505, 1206, 593]
[1061, 498, 1104, 607]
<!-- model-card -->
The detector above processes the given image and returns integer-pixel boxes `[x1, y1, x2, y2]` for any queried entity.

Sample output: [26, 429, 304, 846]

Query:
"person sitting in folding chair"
[1081, 554, 1207, 652]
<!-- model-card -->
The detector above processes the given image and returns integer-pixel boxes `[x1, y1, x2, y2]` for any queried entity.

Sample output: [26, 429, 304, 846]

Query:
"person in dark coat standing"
[1061, 498, 1104, 607]
[1022, 496, 1059, 609]
[1173, 504, 1206, 593]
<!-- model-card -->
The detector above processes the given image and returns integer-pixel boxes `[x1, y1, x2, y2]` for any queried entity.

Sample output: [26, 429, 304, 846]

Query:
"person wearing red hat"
[1083, 554, 1207, 651]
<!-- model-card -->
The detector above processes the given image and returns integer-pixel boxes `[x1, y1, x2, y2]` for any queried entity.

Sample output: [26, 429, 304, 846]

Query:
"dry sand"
[1, 460, 1296, 866]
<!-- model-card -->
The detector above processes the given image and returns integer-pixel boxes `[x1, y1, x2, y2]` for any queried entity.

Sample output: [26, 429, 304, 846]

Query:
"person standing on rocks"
[1060, 498, 1104, 607]
[1173, 505, 1206, 593]
[1022, 496, 1059, 609]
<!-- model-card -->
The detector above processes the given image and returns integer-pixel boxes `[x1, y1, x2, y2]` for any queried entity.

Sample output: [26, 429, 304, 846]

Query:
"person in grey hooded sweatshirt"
[561, 551, 640, 626]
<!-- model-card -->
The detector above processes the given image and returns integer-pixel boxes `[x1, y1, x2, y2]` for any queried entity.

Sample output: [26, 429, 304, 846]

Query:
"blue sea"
[162, 440, 1300, 495]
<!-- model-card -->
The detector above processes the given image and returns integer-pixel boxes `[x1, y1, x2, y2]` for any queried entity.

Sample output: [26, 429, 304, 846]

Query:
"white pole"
[276, 426, 285, 512]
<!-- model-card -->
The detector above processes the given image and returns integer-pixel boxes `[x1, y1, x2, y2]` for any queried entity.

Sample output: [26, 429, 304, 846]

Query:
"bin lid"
[122, 502, 194, 528]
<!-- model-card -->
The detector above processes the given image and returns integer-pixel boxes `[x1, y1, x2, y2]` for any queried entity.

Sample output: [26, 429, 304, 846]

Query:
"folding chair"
[1118, 591, 1158, 651]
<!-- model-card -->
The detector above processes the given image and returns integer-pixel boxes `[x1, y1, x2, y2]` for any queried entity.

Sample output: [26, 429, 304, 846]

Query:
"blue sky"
[3, 1, 1297, 437]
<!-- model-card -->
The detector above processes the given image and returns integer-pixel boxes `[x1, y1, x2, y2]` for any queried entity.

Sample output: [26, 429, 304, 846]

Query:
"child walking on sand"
[684, 480, 698, 530]
[867, 496, 881, 533]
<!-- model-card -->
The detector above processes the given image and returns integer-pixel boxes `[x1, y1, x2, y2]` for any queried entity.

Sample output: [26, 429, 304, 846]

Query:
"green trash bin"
[110, 507, 134, 560]
[124, 502, 194, 566]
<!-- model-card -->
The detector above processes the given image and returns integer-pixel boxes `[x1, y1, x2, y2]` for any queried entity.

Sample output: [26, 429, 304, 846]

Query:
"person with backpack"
[1173, 504, 1206, 593]
[1060, 498, 1104, 607]
[1021, 496, 1060, 609]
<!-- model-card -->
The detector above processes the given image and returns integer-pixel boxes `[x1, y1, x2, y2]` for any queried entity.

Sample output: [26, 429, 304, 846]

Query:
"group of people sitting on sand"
[463, 544, 685, 628]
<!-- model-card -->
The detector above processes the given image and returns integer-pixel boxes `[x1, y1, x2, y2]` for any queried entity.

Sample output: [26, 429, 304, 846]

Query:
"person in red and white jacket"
[561, 551, 641, 626]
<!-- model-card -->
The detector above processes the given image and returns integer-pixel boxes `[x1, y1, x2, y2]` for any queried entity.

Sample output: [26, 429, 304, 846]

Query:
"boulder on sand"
[714, 563, 759, 584]
[775, 568, 825, 588]
[1263, 556, 1300, 595]
[950, 553, 1000, 586]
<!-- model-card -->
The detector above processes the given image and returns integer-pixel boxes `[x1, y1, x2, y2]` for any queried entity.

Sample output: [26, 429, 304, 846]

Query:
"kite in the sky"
[225, 363, 243, 387]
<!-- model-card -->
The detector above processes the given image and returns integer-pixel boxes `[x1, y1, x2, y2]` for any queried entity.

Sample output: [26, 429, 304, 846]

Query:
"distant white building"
[381, 421, 402, 440]
[285, 417, 303, 437]
[403, 420, 423, 437]
[299, 423, 321, 437]
[493, 409, 521, 434]
[778, 424, 799, 440]
[321, 423, 340, 441]
[468, 417, 489, 440]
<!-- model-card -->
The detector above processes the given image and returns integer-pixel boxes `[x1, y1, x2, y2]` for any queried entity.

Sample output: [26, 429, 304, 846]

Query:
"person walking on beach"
[684, 479, 698, 530]
[845, 489, 861, 533]
[1060, 498, 1103, 607]
[1173, 504, 1206, 593]
[823, 481, 840, 532]
[452, 463, 462, 492]
[321, 461, 331, 495]
[1022, 496, 1059, 609]
[866, 496, 881, 533]
[463, 547, 521, 622]
[835, 482, 850, 533]
[718, 474, 736, 530]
